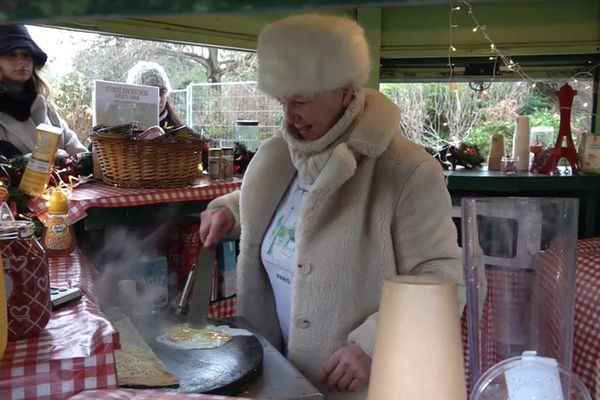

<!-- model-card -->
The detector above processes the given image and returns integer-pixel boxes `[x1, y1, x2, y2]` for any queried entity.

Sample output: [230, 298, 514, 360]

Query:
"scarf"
[0, 80, 37, 122]
[281, 89, 365, 184]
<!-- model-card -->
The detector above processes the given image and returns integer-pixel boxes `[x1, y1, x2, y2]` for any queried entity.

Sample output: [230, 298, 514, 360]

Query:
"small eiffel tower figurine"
[539, 83, 581, 175]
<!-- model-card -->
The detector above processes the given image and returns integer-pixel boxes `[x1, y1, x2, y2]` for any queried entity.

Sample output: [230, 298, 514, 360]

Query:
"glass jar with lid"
[0, 220, 51, 341]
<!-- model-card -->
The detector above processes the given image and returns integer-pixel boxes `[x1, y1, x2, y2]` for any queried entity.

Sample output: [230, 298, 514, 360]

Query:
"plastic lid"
[235, 120, 259, 126]
[471, 351, 591, 400]
[47, 190, 68, 215]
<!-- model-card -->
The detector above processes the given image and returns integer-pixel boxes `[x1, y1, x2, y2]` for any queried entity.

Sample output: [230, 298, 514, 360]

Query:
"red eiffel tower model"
[539, 83, 581, 175]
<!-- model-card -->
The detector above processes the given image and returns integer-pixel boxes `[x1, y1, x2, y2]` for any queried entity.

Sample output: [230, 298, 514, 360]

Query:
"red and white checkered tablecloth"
[208, 297, 236, 320]
[28, 178, 242, 224]
[573, 246, 600, 398]
[0, 249, 120, 400]
[68, 389, 249, 399]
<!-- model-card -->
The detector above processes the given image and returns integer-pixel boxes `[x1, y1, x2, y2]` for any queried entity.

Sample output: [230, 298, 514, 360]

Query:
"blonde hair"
[32, 69, 51, 98]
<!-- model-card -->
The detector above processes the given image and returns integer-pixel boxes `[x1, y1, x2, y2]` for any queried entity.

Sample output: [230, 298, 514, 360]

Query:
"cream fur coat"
[208, 89, 464, 399]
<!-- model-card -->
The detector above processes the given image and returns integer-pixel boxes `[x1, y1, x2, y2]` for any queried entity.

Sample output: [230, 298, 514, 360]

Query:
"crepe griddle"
[131, 317, 263, 395]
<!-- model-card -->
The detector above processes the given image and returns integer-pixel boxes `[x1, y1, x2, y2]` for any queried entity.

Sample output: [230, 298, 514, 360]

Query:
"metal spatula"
[186, 246, 215, 328]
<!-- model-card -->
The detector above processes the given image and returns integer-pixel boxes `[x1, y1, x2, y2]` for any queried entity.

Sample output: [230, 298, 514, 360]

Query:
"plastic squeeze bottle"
[42, 190, 76, 256]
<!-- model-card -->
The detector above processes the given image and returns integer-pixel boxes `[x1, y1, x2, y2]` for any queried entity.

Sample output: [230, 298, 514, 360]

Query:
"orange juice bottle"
[0, 255, 7, 362]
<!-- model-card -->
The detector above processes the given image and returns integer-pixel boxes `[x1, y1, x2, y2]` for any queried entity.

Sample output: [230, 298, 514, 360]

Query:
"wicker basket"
[91, 134, 204, 188]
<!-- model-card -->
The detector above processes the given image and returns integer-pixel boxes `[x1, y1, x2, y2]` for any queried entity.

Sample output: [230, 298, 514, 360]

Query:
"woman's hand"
[320, 343, 371, 393]
[199, 207, 235, 247]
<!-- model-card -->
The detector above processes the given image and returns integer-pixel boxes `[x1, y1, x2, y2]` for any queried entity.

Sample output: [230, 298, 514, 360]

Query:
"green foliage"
[52, 72, 92, 143]
[529, 109, 560, 131]
[519, 83, 556, 115]
[165, 59, 208, 88]
[467, 120, 515, 156]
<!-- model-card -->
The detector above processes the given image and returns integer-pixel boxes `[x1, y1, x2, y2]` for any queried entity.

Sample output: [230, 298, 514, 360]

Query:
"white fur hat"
[257, 14, 371, 98]
[126, 61, 172, 93]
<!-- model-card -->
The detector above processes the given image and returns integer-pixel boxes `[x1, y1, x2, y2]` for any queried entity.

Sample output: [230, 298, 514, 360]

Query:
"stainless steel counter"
[227, 317, 323, 400]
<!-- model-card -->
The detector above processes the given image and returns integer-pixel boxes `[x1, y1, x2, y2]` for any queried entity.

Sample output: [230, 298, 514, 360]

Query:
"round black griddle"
[132, 316, 263, 395]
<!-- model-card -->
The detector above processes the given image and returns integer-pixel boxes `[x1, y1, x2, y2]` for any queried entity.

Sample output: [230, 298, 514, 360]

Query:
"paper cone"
[367, 276, 466, 400]
[512, 116, 531, 171]
[487, 134, 505, 171]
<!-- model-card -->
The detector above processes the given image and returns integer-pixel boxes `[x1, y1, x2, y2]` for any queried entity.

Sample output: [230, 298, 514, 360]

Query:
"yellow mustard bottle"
[42, 190, 76, 257]
[0, 255, 7, 363]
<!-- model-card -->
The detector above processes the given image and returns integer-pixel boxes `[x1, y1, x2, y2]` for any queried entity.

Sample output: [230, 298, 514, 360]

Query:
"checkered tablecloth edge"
[28, 180, 242, 224]
[0, 353, 117, 400]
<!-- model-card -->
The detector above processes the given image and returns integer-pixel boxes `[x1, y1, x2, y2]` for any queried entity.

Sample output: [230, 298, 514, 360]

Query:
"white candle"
[513, 116, 531, 171]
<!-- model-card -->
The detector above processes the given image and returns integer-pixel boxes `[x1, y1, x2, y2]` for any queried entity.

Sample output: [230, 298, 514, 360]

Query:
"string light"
[448, 1, 457, 83]
[446, 0, 599, 120]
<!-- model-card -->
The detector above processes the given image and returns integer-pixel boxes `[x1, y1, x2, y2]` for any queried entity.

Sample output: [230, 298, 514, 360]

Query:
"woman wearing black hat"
[0, 25, 87, 157]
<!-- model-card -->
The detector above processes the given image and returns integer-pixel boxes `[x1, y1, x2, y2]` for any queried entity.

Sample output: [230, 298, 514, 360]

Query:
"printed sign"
[92, 80, 159, 130]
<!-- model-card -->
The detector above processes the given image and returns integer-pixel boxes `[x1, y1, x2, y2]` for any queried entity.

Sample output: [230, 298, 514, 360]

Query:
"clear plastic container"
[530, 126, 555, 148]
[234, 120, 260, 152]
[471, 351, 591, 400]
[462, 197, 579, 388]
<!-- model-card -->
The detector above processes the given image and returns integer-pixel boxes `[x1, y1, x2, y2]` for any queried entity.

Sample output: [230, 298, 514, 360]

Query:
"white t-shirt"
[261, 175, 311, 347]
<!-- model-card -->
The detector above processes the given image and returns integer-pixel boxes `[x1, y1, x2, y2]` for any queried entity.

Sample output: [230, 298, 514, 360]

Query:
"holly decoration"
[233, 142, 255, 175]
[0, 152, 93, 220]
[431, 143, 484, 170]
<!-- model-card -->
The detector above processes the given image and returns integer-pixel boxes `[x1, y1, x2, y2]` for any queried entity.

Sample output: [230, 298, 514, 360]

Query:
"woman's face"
[0, 49, 34, 86]
[159, 87, 168, 113]
[280, 87, 352, 141]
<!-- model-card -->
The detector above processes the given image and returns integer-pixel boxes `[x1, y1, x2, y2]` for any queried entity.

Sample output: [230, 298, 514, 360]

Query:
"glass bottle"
[208, 148, 222, 181]
[42, 190, 76, 256]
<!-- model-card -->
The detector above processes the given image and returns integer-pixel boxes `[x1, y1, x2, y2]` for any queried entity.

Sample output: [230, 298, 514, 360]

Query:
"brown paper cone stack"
[487, 134, 505, 171]
[367, 276, 466, 400]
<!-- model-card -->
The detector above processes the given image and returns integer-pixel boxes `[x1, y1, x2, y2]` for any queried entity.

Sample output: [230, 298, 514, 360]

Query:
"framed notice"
[92, 80, 159, 130]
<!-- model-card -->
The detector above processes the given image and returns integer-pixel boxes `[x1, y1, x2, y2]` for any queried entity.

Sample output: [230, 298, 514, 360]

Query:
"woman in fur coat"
[0, 25, 88, 156]
[200, 14, 465, 399]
